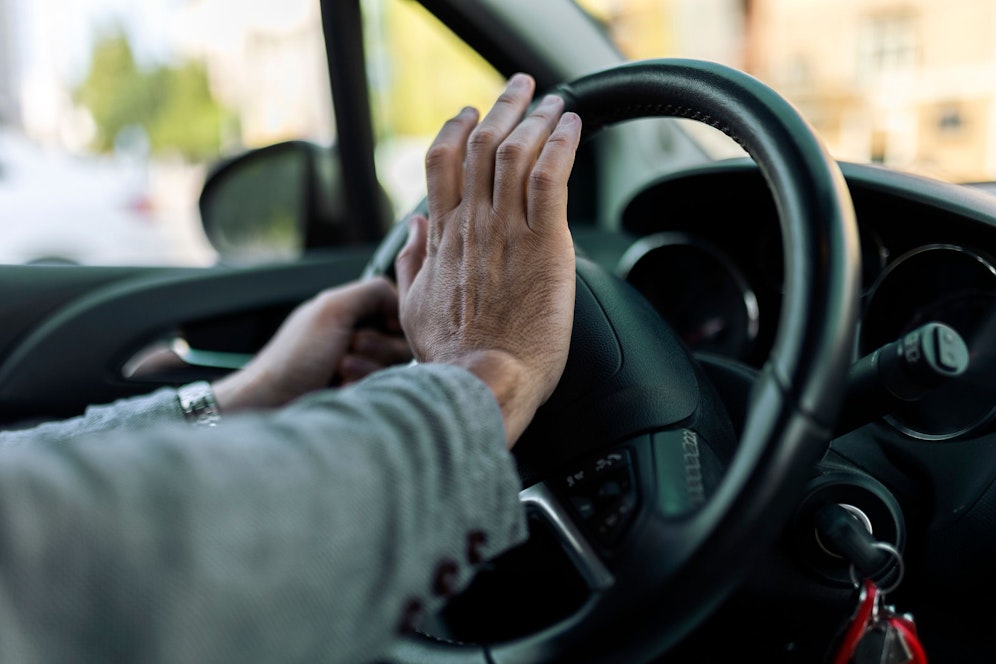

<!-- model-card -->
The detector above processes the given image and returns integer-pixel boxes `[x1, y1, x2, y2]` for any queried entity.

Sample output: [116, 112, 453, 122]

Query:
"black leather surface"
[554, 58, 861, 428]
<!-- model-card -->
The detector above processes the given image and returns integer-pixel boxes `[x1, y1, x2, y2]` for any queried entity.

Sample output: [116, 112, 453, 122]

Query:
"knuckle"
[546, 131, 573, 148]
[396, 239, 422, 269]
[440, 113, 470, 133]
[496, 139, 527, 163]
[529, 165, 561, 190]
[495, 91, 519, 108]
[396, 244, 416, 266]
[310, 291, 343, 322]
[529, 107, 556, 124]
[424, 143, 456, 170]
[314, 288, 339, 307]
[467, 126, 500, 151]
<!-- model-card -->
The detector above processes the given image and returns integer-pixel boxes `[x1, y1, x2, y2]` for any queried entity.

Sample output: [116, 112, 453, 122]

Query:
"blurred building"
[0, 0, 21, 127]
[174, 0, 334, 150]
[580, 0, 746, 66]
[577, 0, 996, 183]
[746, 0, 996, 183]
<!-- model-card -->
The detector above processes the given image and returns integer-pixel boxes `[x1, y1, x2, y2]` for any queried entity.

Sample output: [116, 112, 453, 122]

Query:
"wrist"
[449, 350, 543, 449]
[211, 368, 268, 414]
[177, 381, 221, 427]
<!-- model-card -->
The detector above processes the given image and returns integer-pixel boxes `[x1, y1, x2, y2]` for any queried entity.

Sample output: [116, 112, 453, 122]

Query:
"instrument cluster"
[617, 160, 996, 441]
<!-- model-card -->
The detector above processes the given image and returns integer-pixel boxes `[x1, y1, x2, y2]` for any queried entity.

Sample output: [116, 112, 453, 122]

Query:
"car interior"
[1, 0, 995, 662]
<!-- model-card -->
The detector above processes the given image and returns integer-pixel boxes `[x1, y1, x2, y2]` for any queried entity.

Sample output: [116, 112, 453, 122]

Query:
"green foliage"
[76, 30, 234, 161]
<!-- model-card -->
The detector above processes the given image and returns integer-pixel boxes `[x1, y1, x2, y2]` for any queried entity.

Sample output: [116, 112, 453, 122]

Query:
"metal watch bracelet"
[177, 381, 221, 427]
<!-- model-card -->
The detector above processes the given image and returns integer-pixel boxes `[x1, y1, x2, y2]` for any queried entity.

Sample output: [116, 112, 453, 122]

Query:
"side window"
[0, 0, 333, 266]
[364, 0, 506, 218]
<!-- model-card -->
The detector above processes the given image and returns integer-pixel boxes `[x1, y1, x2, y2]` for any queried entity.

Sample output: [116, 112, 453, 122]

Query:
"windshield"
[0, 0, 501, 266]
[2, 0, 992, 267]
[577, 0, 996, 186]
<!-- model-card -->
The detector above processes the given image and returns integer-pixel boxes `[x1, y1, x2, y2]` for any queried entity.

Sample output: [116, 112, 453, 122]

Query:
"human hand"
[212, 277, 411, 413]
[395, 73, 582, 448]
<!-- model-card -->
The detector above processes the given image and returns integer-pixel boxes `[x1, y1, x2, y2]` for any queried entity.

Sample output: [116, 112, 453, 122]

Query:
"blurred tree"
[75, 32, 153, 153]
[147, 62, 231, 160]
[76, 30, 233, 162]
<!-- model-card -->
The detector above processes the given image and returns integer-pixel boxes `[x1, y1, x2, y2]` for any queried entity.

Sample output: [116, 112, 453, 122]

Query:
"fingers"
[526, 112, 582, 233]
[463, 73, 536, 203]
[350, 329, 412, 366]
[316, 276, 398, 328]
[338, 331, 412, 384]
[337, 355, 384, 385]
[492, 94, 566, 217]
[424, 107, 478, 225]
[395, 214, 428, 303]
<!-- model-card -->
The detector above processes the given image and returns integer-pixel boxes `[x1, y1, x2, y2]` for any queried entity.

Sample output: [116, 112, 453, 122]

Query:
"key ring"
[848, 541, 904, 595]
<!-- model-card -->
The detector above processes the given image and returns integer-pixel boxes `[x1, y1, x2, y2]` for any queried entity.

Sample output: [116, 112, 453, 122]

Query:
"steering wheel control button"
[858, 245, 996, 440]
[596, 480, 623, 501]
[569, 495, 596, 520]
[594, 493, 638, 546]
[896, 322, 969, 385]
[931, 324, 968, 373]
[838, 321, 970, 436]
[592, 450, 627, 475]
[558, 447, 639, 547]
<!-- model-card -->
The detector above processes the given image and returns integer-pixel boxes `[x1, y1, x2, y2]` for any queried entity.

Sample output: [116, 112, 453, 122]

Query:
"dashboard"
[610, 158, 996, 443]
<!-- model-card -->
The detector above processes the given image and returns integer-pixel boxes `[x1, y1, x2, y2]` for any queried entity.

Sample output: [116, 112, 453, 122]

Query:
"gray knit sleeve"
[0, 363, 526, 664]
[0, 386, 184, 450]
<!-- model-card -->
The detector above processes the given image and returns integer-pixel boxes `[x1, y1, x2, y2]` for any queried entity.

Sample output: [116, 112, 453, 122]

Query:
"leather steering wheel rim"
[375, 59, 861, 663]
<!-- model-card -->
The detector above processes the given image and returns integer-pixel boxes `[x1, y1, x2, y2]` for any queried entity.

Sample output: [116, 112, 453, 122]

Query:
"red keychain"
[830, 578, 880, 664]
[829, 577, 929, 663]
[876, 609, 928, 664]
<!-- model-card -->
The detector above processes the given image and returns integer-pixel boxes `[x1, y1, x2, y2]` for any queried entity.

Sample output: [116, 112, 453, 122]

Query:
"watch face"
[177, 382, 221, 427]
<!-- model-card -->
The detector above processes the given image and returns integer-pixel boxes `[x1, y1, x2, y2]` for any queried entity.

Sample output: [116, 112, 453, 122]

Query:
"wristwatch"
[177, 381, 221, 427]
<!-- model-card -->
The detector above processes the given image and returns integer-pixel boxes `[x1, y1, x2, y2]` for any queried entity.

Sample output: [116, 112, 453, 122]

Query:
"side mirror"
[199, 141, 362, 264]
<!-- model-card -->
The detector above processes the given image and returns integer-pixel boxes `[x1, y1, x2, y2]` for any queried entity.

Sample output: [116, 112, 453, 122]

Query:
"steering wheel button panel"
[569, 495, 596, 520]
[592, 450, 628, 475]
[557, 447, 639, 547]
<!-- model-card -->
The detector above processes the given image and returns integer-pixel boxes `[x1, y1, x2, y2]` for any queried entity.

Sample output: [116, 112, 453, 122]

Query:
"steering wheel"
[366, 59, 860, 663]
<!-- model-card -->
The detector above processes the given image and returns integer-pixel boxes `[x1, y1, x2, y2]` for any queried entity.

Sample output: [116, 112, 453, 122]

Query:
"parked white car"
[0, 128, 194, 265]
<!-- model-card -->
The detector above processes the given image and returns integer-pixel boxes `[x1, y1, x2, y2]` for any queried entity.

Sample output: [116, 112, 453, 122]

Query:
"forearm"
[0, 386, 185, 450]
[0, 364, 525, 664]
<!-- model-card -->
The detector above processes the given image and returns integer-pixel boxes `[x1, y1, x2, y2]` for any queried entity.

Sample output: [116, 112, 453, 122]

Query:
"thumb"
[395, 214, 428, 302]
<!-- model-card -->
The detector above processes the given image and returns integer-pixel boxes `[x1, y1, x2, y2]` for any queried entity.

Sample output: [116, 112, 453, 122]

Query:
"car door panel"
[0, 247, 375, 424]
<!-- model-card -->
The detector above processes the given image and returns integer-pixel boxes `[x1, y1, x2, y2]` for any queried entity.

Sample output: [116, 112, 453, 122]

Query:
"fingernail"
[508, 73, 531, 90]
[539, 95, 565, 114]
[561, 112, 582, 129]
